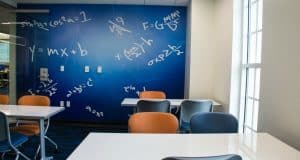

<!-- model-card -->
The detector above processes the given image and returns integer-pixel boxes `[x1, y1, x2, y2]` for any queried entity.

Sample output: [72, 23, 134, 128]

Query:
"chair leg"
[34, 145, 41, 160]
[2, 152, 6, 159]
[34, 136, 58, 159]
[18, 151, 31, 160]
[12, 146, 30, 160]
[15, 152, 19, 160]
[45, 136, 58, 150]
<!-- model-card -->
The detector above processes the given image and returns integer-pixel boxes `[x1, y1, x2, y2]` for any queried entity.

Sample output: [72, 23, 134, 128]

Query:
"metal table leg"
[40, 119, 53, 160]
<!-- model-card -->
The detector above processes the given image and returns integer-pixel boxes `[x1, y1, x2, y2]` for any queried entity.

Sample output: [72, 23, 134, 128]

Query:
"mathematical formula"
[66, 78, 93, 98]
[148, 45, 184, 66]
[143, 10, 180, 31]
[27, 77, 58, 97]
[85, 105, 104, 118]
[123, 85, 146, 96]
[109, 17, 131, 36]
[115, 37, 153, 61]
[20, 11, 91, 31]
[28, 42, 88, 62]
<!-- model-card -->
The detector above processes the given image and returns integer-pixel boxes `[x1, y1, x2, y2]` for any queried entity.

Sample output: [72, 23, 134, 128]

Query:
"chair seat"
[0, 132, 28, 152]
[11, 124, 40, 136]
[180, 121, 190, 133]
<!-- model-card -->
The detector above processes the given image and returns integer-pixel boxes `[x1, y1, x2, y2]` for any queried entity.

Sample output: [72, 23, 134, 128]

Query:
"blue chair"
[180, 100, 212, 132]
[0, 112, 30, 160]
[190, 112, 238, 133]
[162, 154, 242, 160]
[137, 100, 170, 113]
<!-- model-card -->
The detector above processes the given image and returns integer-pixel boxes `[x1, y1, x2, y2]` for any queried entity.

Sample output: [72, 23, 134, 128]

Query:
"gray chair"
[0, 112, 30, 160]
[180, 100, 212, 132]
[137, 100, 170, 113]
[162, 154, 242, 160]
[190, 112, 238, 133]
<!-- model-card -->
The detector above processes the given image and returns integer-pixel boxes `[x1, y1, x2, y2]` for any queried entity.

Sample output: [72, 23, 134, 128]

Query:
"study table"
[121, 98, 222, 112]
[68, 133, 300, 160]
[0, 105, 65, 160]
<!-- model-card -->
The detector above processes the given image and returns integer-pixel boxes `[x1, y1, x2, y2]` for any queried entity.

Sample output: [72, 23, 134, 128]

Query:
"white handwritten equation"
[27, 78, 58, 97]
[143, 10, 180, 31]
[148, 45, 184, 66]
[123, 85, 146, 96]
[85, 105, 104, 118]
[66, 78, 93, 98]
[20, 11, 91, 31]
[115, 37, 153, 61]
[109, 17, 131, 36]
[28, 42, 88, 62]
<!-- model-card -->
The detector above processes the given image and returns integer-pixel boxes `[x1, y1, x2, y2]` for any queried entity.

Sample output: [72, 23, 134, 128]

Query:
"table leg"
[40, 119, 53, 160]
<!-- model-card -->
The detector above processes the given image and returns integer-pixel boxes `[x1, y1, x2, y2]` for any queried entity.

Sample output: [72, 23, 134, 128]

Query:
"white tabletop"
[68, 133, 300, 160]
[121, 98, 222, 107]
[0, 105, 65, 119]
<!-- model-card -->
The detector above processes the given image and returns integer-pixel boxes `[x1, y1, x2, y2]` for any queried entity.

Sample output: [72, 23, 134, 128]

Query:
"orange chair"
[0, 94, 9, 104]
[139, 91, 166, 99]
[128, 112, 178, 133]
[12, 95, 57, 159]
[18, 95, 50, 106]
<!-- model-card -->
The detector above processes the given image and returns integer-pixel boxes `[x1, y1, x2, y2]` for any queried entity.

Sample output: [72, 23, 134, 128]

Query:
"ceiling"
[16, 0, 190, 6]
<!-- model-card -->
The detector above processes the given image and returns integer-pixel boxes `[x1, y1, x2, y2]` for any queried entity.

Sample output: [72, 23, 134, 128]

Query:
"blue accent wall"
[17, 4, 187, 123]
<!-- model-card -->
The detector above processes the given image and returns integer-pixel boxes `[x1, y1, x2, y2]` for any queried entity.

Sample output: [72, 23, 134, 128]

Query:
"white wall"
[258, 0, 300, 150]
[212, 0, 233, 112]
[188, 0, 233, 112]
[189, 0, 216, 99]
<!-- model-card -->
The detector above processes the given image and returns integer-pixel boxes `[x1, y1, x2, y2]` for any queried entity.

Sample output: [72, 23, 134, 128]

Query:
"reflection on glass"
[247, 68, 255, 97]
[249, 34, 257, 63]
[255, 68, 261, 99]
[245, 98, 254, 127]
[256, 31, 262, 63]
[250, 2, 257, 33]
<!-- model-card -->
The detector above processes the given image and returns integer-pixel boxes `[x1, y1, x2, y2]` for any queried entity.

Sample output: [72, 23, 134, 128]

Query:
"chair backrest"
[128, 112, 178, 133]
[139, 91, 166, 99]
[180, 100, 213, 124]
[0, 112, 9, 142]
[18, 95, 50, 106]
[0, 94, 9, 105]
[162, 154, 242, 160]
[190, 112, 238, 133]
[137, 100, 170, 113]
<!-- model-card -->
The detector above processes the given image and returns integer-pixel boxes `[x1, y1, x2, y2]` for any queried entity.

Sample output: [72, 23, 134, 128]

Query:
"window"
[0, 42, 9, 63]
[240, 0, 263, 132]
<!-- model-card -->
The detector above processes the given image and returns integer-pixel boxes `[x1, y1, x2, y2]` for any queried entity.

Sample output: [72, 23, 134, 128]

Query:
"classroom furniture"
[190, 112, 238, 133]
[139, 91, 167, 99]
[12, 95, 57, 159]
[0, 66, 9, 89]
[162, 154, 242, 160]
[18, 95, 50, 106]
[137, 100, 170, 113]
[121, 98, 221, 112]
[0, 104, 64, 160]
[0, 112, 30, 160]
[179, 100, 213, 132]
[0, 94, 9, 104]
[128, 112, 178, 133]
[67, 132, 300, 160]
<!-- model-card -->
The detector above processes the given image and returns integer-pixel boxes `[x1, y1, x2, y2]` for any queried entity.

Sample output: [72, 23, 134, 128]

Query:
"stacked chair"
[179, 100, 213, 132]
[190, 112, 238, 133]
[0, 94, 9, 105]
[0, 112, 30, 160]
[162, 154, 242, 160]
[11, 95, 58, 159]
[128, 112, 178, 133]
[139, 91, 166, 99]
